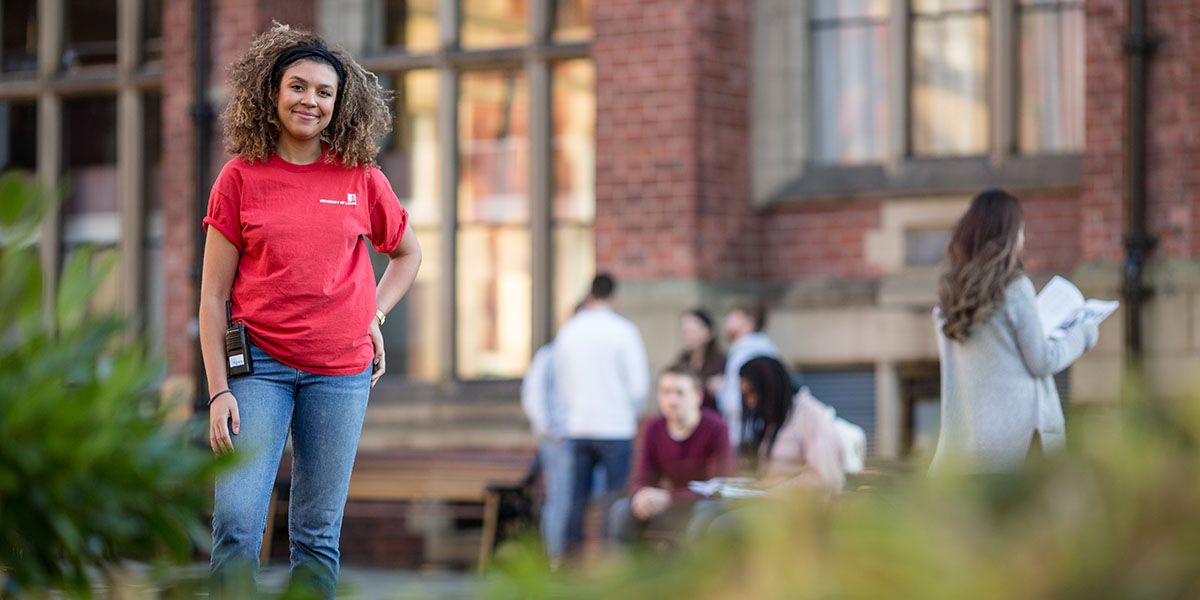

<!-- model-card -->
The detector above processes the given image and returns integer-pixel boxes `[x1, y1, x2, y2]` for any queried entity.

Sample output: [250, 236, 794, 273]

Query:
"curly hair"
[221, 23, 392, 168]
[937, 189, 1026, 341]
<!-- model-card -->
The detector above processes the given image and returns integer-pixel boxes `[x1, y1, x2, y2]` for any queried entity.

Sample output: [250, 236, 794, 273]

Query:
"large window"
[0, 0, 163, 336]
[359, 0, 594, 380]
[762, 0, 1084, 197]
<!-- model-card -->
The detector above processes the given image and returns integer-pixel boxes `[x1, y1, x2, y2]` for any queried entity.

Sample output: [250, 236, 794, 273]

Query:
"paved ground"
[78, 564, 480, 599]
[261, 566, 478, 599]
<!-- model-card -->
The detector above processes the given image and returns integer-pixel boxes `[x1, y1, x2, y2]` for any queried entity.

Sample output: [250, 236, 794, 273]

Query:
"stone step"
[358, 423, 536, 452]
[359, 392, 535, 451]
[363, 398, 528, 426]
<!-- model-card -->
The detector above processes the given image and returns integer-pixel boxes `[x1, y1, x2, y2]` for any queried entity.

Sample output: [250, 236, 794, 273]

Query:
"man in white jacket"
[554, 274, 650, 552]
[717, 300, 780, 445]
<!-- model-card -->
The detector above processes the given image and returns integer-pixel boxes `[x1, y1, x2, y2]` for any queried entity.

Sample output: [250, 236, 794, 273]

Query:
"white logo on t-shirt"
[319, 193, 359, 207]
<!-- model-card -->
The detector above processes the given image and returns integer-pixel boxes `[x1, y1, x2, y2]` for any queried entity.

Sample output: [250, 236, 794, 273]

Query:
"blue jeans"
[538, 439, 573, 561]
[566, 438, 633, 551]
[210, 344, 371, 597]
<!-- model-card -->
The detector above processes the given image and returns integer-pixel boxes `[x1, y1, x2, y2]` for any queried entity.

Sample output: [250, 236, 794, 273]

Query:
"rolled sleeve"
[202, 189, 243, 251]
[367, 168, 410, 254]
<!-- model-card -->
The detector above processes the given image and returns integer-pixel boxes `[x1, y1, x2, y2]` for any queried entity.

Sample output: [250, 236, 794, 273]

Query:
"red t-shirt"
[203, 150, 409, 375]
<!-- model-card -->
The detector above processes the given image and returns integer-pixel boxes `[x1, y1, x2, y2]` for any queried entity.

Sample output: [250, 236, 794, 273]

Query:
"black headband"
[272, 45, 346, 89]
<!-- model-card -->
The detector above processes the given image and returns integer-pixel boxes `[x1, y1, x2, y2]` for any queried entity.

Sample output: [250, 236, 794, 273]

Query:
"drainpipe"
[1121, 0, 1157, 372]
[193, 0, 213, 412]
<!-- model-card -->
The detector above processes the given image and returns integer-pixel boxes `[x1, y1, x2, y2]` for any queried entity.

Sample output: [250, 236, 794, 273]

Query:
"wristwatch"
[375, 309, 387, 326]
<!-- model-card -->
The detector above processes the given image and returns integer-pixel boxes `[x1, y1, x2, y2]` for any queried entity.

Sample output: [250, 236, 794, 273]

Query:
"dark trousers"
[566, 438, 633, 551]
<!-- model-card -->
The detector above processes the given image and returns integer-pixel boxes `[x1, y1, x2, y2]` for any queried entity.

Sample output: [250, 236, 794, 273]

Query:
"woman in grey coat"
[930, 190, 1098, 474]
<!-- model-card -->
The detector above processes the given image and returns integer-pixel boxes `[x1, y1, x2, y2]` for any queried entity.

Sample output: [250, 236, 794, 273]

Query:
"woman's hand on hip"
[209, 393, 241, 454]
[369, 318, 386, 388]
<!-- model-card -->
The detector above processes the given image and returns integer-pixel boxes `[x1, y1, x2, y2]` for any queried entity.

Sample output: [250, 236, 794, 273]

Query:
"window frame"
[0, 0, 162, 325]
[755, 0, 1083, 206]
[358, 0, 592, 381]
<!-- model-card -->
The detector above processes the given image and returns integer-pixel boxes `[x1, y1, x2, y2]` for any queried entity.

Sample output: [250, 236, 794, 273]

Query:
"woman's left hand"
[368, 318, 386, 388]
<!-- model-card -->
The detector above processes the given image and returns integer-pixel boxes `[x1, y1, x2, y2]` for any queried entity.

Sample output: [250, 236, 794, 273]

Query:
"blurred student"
[520, 338, 570, 566]
[931, 189, 1098, 474]
[555, 274, 650, 552]
[738, 356, 844, 494]
[675, 308, 726, 414]
[716, 301, 779, 444]
[609, 365, 734, 545]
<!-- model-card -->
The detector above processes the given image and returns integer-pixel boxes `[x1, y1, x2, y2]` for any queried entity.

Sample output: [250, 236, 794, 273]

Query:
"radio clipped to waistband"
[224, 301, 253, 376]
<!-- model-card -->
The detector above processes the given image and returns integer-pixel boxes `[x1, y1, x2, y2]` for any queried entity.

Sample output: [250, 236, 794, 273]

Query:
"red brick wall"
[693, 0, 757, 281]
[1145, 2, 1200, 260]
[1081, 0, 1200, 265]
[757, 191, 1080, 281]
[760, 202, 881, 281]
[162, 0, 197, 381]
[1022, 191, 1082, 274]
[1080, 0, 1127, 263]
[594, 0, 754, 281]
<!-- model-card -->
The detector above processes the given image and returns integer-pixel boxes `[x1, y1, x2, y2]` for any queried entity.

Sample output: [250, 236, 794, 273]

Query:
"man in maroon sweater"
[608, 364, 735, 545]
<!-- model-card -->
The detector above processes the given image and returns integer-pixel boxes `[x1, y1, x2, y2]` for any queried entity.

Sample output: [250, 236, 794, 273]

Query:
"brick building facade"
[2, 0, 1196, 477]
[0, 0, 1195, 570]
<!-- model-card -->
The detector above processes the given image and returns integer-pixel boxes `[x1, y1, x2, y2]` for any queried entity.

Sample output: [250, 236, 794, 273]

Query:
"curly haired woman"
[930, 190, 1097, 474]
[198, 24, 420, 594]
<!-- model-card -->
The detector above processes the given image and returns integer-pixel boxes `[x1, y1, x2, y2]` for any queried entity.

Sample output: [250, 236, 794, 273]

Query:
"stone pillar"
[874, 361, 901, 460]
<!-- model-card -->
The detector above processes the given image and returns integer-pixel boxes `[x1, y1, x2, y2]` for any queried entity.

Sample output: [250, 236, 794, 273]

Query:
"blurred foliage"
[486, 391, 1200, 598]
[0, 173, 231, 597]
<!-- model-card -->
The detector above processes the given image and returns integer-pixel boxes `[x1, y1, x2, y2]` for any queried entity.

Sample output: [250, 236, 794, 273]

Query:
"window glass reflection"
[553, 0, 592, 43]
[384, 0, 439, 53]
[812, 0, 891, 164]
[0, 102, 38, 172]
[1018, 0, 1084, 154]
[1, 0, 38, 73]
[63, 0, 118, 69]
[457, 69, 531, 378]
[61, 96, 121, 314]
[375, 70, 442, 380]
[461, 0, 528, 49]
[910, 1, 990, 156]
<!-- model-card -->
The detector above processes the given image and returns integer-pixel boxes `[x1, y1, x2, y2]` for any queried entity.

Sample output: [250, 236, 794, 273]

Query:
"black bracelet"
[208, 389, 233, 406]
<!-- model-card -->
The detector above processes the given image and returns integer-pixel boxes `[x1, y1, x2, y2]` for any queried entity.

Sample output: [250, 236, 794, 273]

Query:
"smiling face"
[275, 59, 338, 146]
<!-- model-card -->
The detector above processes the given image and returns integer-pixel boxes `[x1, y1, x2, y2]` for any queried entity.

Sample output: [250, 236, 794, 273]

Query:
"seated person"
[609, 365, 735, 545]
[738, 356, 844, 494]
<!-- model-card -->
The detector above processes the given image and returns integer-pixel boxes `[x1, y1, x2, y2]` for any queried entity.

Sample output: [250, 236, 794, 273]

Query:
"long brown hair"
[937, 189, 1025, 341]
[221, 23, 392, 168]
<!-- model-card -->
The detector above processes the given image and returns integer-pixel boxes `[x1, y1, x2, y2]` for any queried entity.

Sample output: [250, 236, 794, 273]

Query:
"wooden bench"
[261, 448, 536, 569]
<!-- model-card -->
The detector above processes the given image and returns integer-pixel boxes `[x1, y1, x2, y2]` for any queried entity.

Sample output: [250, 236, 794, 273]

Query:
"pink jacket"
[766, 388, 846, 493]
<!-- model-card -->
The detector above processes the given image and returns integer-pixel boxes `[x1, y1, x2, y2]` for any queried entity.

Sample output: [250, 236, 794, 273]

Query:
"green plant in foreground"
[487, 393, 1200, 598]
[0, 173, 231, 597]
